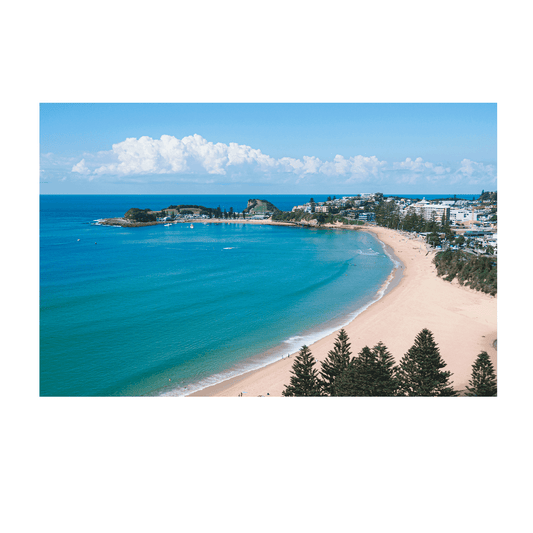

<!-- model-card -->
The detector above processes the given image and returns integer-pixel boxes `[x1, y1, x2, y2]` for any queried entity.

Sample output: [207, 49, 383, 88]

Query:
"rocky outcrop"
[244, 199, 280, 214]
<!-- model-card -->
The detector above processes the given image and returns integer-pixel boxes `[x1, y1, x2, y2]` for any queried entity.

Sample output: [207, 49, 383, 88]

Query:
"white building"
[404, 199, 450, 222]
[450, 209, 476, 223]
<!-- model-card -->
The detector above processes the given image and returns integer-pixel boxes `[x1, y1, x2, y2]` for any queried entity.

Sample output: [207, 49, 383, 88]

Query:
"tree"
[282, 345, 322, 396]
[335, 342, 399, 396]
[465, 351, 497, 396]
[371, 341, 400, 396]
[396, 329, 457, 396]
[335, 346, 375, 396]
[320, 329, 352, 396]
[124, 208, 156, 222]
[455, 235, 465, 247]
[427, 232, 440, 247]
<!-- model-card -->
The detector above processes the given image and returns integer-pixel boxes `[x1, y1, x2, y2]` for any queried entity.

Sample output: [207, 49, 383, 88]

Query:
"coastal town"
[106, 192, 497, 257]
[284, 191, 498, 256]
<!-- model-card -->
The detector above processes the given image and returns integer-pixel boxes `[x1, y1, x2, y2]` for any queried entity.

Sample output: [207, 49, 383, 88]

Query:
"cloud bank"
[68, 133, 496, 187]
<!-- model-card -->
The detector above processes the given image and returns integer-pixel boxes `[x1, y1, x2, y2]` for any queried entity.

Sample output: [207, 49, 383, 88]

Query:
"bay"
[40, 194, 399, 396]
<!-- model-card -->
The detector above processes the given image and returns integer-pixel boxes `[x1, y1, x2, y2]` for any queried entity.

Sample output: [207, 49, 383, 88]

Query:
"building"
[405, 199, 450, 223]
[315, 205, 330, 213]
[358, 212, 375, 222]
[450, 209, 475, 223]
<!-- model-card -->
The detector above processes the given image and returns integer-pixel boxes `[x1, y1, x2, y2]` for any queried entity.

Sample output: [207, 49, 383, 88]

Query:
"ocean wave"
[283, 335, 303, 344]
[355, 248, 380, 256]
[377, 240, 402, 269]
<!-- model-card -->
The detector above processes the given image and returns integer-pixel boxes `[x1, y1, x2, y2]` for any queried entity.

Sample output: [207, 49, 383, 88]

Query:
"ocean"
[39, 194, 442, 397]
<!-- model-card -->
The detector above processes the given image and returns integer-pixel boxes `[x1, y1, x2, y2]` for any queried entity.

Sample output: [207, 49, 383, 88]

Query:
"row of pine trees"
[282, 328, 497, 397]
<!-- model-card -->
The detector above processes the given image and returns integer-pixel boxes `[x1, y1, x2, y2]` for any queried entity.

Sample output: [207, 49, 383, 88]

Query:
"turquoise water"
[40, 195, 395, 396]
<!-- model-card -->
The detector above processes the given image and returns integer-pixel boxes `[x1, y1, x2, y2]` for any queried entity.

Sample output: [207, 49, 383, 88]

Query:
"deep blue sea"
[40, 194, 459, 397]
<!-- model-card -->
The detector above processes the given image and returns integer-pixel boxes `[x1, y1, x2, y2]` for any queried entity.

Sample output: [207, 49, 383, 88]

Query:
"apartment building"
[404, 199, 450, 222]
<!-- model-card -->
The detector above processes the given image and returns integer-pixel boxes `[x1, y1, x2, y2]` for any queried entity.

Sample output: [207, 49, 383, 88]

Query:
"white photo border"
[17, 84, 516, 416]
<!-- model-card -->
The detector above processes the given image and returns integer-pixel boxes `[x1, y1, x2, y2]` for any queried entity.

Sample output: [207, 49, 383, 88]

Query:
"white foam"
[355, 248, 380, 256]
[283, 335, 303, 343]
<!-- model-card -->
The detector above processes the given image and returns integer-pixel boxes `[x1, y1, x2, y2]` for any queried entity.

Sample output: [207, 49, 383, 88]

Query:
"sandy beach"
[188, 224, 497, 397]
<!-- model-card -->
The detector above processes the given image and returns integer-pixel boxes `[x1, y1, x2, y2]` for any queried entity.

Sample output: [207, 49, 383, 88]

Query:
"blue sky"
[40, 103, 497, 194]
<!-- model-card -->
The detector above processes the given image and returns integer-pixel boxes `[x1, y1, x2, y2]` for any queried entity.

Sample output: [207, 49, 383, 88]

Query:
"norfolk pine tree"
[335, 346, 376, 396]
[282, 345, 322, 396]
[465, 351, 497, 396]
[320, 328, 352, 395]
[371, 341, 400, 396]
[334, 342, 398, 396]
[396, 329, 457, 396]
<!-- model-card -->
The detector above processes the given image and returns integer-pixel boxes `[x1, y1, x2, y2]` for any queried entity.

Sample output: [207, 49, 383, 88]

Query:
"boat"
[190, 224, 194, 228]
[164, 223, 171, 226]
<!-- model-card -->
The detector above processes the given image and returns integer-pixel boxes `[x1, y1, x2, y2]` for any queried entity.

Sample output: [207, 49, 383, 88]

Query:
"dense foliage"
[282, 329, 492, 397]
[373, 202, 454, 241]
[271, 210, 363, 226]
[244, 199, 280, 214]
[396, 329, 457, 396]
[124, 208, 156, 222]
[433, 250, 497, 295]
[465, 351, 497, 396]
[335, 342, 399, 396]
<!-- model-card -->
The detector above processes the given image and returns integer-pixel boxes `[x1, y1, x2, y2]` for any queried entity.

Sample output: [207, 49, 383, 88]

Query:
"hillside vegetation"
[433, 250, 497, 296]
[124, 208, 157, 222]
[243, 199, 280, 214]
[272, 210, 363, 225]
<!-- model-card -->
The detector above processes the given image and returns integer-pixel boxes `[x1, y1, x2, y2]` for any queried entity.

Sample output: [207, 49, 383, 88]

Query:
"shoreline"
[186, 225, 496, 397]
[157, 225, 401, 397]
[98, 216, 363, 230]
[185, 226, 405, 397]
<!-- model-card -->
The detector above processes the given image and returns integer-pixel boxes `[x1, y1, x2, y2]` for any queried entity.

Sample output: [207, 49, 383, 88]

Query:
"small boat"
[164, 223, 172, 226]
[190, 224, 194, 228]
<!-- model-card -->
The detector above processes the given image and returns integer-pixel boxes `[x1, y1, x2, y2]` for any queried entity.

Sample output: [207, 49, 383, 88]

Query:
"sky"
[40, 103, 496, 195]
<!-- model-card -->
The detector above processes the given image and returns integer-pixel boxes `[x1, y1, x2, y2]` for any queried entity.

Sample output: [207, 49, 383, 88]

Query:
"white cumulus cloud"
[71, 159, 90, 175]
[76, 134, 390, 181]
[67, 134, 496, 189]
[454, 158, 497, 184]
